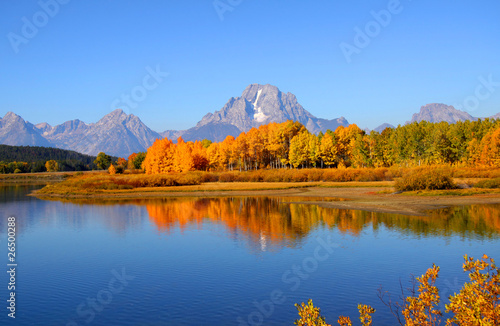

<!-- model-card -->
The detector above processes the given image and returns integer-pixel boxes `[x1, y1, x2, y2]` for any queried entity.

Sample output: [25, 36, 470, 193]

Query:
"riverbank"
[30, 180, 500, 216]
[0, 171, 73, 184]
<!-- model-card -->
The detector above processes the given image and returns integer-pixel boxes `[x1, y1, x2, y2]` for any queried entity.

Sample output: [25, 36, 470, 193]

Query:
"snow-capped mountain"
[172, 84, 349, 142]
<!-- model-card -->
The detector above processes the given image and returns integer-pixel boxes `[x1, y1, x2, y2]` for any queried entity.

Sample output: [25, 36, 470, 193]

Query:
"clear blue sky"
[1, 0, 499, 131]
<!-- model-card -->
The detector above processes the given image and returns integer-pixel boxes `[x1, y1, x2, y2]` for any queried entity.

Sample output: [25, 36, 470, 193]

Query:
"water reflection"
[143, 197, 500, 241]
[23, 195, 500, 248]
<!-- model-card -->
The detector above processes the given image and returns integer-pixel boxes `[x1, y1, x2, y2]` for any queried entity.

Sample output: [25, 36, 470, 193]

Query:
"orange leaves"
[142, 138, 176, 174]
[402, 264, 442, 326]
[479, 127, 500, 167]
[143, 137, 210, 174]
[446, 255, 500, 325]
[357, 304, 375, 326]
[302, 255, 499, 326]
[337, 304, 375, 326]
[294, 299, 332, 326]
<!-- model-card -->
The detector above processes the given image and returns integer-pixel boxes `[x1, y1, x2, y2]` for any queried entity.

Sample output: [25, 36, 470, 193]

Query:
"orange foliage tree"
[142, 119, 500, 174]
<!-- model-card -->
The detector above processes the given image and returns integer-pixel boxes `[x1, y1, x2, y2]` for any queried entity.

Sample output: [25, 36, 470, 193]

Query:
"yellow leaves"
[402, 264, 442, 326]
[479, 127, 500, 167]
[108, 164, 116, 175]
[358, 304, 375, 326]
[446, 255, 500, 326]
[45, 160, 59, 172]
[143, 137, 210, 174]
[337, 316, 352, 326]
[294, 299, 332, 326]
[302, 255, 499, 326]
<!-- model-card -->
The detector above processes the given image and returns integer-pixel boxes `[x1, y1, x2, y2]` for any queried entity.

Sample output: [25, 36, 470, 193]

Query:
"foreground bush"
[474, 177, 500, 189]
[294, 255, 499, 326]
[39, 172, 203, 193]
[394, 168, 455, 191]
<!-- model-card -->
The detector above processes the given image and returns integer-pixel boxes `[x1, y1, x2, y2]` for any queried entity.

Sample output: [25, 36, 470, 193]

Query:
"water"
[0, 184, 499, 325]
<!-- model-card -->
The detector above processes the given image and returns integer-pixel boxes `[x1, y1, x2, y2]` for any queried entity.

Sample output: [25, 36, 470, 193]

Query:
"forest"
[0, 145, 98, 173]
[141, 118, 500, 174]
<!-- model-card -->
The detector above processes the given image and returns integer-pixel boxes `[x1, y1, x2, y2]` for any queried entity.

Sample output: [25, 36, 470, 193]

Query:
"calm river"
[1, 184, 499, 325]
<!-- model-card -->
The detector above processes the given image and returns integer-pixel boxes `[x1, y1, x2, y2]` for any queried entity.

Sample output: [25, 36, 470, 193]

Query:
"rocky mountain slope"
[0, 110, 161, 158]
[170, 84, 349, 142]
[409, 103, 478, 124]
[0, 112, 52, 147]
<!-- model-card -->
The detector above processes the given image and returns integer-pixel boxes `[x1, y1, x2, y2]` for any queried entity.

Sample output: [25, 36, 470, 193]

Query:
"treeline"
[142, 118, 500, 174]
[0, 145, 97, 173]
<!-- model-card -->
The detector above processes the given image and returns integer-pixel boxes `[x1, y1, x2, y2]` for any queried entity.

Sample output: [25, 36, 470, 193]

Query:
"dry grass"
[394, 167, 456, 191]
[32, 165, 500, 197]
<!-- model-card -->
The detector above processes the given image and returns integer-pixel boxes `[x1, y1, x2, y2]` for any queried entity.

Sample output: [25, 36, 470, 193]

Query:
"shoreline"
[28, 182, 500, 216]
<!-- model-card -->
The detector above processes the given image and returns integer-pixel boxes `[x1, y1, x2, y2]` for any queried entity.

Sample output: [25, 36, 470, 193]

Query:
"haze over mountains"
[0, 84, 498, 158]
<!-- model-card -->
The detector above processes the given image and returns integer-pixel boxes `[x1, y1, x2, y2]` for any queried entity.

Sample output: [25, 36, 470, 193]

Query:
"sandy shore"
[30, 181, 500, 216]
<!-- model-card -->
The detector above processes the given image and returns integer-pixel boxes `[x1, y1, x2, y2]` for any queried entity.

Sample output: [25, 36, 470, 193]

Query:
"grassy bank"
[0, 171, 75, 184]
[28, 166, 500, 198]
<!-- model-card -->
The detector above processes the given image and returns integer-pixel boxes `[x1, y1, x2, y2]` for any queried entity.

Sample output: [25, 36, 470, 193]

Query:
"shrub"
[297, 255, 499, 326]
[108, 165, 117, 175]
[395, 167, 456, 191]
[474, 178, 500, 189]
[219, 172, 237, 182]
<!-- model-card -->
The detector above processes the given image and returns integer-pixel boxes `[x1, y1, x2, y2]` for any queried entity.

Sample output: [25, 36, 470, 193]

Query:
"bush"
[298, 255, 499, 326]
[219, 172, 237, 182]
[395, 167, 456, 191]
[474, 178, 500, 189]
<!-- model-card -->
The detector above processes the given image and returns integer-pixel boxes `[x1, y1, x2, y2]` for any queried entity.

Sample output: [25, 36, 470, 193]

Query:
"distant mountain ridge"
[1, 85, 499, 157]
[0, 110, 161, 158]
[0, 112, 52, 147]
[409, 103, 478, 124]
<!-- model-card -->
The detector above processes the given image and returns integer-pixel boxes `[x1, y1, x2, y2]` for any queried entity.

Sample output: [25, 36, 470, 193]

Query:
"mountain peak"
[410, 103, 477, 124]
[108, 108, 127, 118]
[2, 111, 23, 121]
[189, 84, 348, 141]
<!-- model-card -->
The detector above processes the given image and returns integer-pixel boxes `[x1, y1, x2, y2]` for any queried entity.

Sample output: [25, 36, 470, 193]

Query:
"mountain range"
[0, 84, 498, 158]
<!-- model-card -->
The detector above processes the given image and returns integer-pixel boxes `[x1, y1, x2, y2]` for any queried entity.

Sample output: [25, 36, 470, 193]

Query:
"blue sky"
[1, 0, 499, 132]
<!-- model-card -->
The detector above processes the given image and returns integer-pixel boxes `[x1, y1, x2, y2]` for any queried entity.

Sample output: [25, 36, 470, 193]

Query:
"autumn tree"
[45, 160, 59, 172]
[94, 152, 111, 170]
[446, 254, 500, 325]
[128, 152, 146, 170]
[174, 137, 194, 172]
[108, 164, 117, 175]
[191, 140, 209, 171]
[127, 153, 138, 169]
[319, 132, 337, 168]
[480, 127, 500, 167]
[142, 138, 176, 174]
